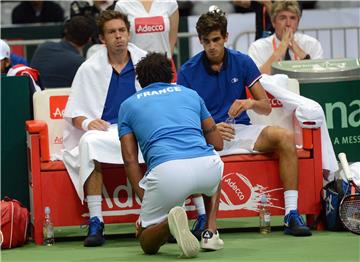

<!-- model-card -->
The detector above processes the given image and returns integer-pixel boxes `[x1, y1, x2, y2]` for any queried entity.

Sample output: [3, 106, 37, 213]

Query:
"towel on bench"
[260, 74, 338, 179]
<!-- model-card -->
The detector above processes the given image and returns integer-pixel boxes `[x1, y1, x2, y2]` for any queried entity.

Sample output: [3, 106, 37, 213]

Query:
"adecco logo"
[135, 16, 165, 34]
[50, 95, 69, 119]
[266, 92, 283, 108]
[245, 89, 282, 108]
[220, 172, 252, 206]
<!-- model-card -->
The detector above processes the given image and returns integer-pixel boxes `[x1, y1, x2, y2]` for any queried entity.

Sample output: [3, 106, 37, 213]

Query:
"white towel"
[63, 125, 145, 202]
[260, 74, 339, 178]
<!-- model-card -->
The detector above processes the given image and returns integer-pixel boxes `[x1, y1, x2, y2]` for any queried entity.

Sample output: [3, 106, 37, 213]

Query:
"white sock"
[284, 190, 298, 215]
[87, 195, 103, 222]
[192, 196, 206, 216]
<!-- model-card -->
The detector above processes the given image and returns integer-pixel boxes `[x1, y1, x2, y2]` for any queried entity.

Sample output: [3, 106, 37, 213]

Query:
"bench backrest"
[33, 88, 70, 159]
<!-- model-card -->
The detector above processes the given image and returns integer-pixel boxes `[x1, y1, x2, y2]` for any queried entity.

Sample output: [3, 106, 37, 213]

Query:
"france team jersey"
[118, 82, 215, 172]
[177, 48, 261, 125]
[102, 59, 136, 124]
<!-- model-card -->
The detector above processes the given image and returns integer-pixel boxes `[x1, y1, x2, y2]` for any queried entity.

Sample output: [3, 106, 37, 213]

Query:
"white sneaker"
[168, 206, 200, 258]
[200, 230, 224, 251]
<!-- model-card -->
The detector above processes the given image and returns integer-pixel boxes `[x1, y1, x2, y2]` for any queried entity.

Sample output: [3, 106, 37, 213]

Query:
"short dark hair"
[196, 9, 227, 39]
[136, 53, 173, 88]
[64, 15, 97, 46]
[97, 10, 130, 35]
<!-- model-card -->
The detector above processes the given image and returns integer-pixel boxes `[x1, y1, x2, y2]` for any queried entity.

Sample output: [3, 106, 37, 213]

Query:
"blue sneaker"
[284, 210, 312, 237]
[84, 217, 106, 247]
[191, 214, 207, 241]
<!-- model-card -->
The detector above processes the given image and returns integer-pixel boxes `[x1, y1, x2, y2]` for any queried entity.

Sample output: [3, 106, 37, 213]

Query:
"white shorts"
[219, 124, 266, 156]
[139, 154, 224, 228]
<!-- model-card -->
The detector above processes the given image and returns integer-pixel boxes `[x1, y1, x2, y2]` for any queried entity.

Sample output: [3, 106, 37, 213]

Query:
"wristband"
[303, 54, 311, 60]
[81, 118, 92, 131]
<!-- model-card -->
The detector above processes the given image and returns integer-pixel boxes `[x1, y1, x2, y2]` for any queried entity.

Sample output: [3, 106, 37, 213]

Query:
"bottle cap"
[45, 206, 51, 215]
[260, 195, 267, 203]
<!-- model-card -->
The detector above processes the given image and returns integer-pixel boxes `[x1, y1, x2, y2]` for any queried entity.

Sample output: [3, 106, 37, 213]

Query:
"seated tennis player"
[62, 10, 147, 247]
[177, 8, 312, 237]
[118, 52, 224, 257]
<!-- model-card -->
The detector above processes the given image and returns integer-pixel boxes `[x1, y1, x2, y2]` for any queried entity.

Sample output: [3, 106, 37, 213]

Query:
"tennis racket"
[338, 153, 360, 235]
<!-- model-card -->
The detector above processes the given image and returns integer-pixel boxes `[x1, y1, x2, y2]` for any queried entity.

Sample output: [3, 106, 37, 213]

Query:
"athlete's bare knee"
[278, 129, 296, 153]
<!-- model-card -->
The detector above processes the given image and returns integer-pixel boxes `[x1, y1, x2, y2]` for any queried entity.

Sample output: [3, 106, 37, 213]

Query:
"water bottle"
[259, 195, 271, 234]
[225, 116, 236, 130]
[43, 207, 55, 246]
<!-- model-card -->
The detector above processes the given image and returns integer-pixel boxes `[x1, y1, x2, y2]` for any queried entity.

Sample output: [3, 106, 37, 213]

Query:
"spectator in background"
[70, 1, 118, 59]
[12, 1, 64, 24]
[30, 16, 97, 88]
[70, 1, 116, 20]
[0, 39, 11, 74]
[115, 0, 179, 81]
[248, 1, 323, 74]
[177, 1, 193, 17]
[233, 1, 275, 40]
[70, 1, 101, 46]
[233, 1, 316, 41]
[0, 39, 28, 72]
[11, 53, 29, 67]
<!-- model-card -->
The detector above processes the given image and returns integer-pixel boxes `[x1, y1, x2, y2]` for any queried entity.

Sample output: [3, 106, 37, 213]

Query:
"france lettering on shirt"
[136, 86, 182, 99]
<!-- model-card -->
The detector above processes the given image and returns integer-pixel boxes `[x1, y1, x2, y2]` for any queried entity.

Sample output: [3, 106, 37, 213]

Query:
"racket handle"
[338, 152, 352, 181]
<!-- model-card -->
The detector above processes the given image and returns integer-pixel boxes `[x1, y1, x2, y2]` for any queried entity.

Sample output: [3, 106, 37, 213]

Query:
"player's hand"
[88, 119, 110, 131]
[228, 99, 254, 118]
[135, 216, 141, 238]
[216, 122, 235, 141]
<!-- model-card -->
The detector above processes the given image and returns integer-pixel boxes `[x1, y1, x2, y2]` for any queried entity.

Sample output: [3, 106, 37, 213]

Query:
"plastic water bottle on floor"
[43, 206, 55, 246]
[259, 195, 271, 234]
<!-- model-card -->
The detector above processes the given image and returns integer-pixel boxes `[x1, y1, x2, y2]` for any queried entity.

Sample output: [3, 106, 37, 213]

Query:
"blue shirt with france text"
[118, 82, 215, 172]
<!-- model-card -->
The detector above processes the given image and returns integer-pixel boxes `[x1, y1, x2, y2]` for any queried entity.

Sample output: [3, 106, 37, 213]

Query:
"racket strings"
[339, 195, 360, 235]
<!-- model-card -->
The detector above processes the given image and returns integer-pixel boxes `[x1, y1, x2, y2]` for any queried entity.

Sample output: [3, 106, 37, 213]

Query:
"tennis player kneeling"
[118, 52, 225, 257]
